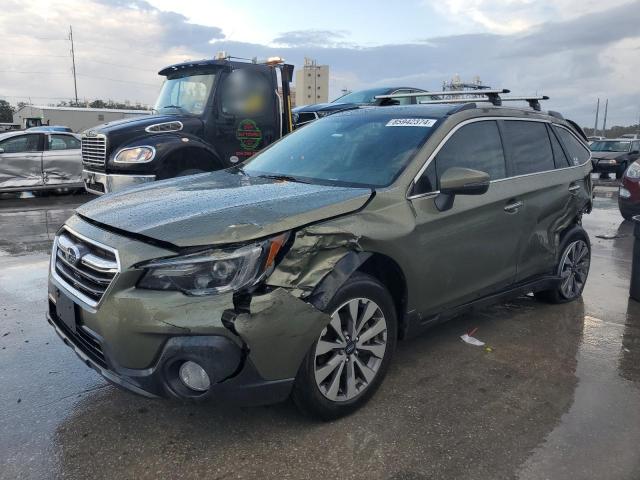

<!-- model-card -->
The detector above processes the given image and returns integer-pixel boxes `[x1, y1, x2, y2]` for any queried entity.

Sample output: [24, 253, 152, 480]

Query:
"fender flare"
[306, 251, 372, 311]
[109, 133, 223, 169]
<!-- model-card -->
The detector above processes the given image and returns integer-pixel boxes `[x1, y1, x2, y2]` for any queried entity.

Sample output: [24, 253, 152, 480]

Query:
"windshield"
[590, 140, 631, 152]
[243, 110, 438, 188]
[332, 88, 391, 105]
[154, 73, 215, 115]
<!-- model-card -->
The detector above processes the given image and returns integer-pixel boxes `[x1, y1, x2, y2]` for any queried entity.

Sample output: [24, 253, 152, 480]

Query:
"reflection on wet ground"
[0, 193, 90, 255]
[0, 187, 638, 479]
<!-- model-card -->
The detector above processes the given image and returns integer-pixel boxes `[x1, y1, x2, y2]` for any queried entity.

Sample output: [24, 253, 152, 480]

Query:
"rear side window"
[553, 126, 590, 166]
[49, 134, 80, 150]
[547, 126, 571, 168]
[502, 120, 554, 175]
[434, 120, 506, 184]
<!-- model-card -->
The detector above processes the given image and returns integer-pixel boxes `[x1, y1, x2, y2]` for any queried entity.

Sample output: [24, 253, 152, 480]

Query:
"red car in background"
[619, 160, 640, 220]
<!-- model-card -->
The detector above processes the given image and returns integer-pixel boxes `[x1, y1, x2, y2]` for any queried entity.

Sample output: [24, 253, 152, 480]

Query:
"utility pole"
[69, 25, 78, 105]
[602, 98, 609, 135]
[594, 98, 600, 137]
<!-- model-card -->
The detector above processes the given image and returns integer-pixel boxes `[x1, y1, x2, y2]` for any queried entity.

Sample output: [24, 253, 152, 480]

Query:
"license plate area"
[56, 290, 77, 333]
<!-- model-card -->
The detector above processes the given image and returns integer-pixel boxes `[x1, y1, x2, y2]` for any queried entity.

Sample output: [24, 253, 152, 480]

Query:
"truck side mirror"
[435, 167, 490, 212]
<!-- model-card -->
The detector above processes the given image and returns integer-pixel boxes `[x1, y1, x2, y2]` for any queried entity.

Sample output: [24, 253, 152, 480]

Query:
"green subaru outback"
[47, 102, 593, 419]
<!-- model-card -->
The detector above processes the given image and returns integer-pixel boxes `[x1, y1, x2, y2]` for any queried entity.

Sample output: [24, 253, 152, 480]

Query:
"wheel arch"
[307, 251, 408, 340]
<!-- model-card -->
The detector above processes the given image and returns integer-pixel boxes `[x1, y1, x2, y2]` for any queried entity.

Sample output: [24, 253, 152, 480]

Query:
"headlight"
[137, 233, 289, 295]
[625, 162, 640, 179]
[114, 146, 155, 163]
[316, 111, 332, 118]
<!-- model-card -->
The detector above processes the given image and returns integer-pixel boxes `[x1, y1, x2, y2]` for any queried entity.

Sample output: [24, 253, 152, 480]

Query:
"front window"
[332, 88, 391, 105]
[243, 110, 438, 188]
[590, 140, 631, 152]
[154, 73, 216, 115]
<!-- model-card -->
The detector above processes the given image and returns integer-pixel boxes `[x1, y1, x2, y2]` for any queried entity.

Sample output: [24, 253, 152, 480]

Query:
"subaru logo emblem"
[65, 245, 82, 266]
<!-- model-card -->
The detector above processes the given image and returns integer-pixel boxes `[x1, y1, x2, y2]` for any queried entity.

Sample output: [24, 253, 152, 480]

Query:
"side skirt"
[403, 275, 561, 339]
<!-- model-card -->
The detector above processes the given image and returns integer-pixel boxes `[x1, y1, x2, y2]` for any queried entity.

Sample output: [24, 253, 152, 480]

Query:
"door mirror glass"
[435, 167, 490, 212]
[0, 147, 4, 154]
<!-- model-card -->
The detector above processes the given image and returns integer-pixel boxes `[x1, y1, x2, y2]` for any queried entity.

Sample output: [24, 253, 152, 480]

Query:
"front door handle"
[504, 201, 523, 213]
[569, 184, 581, 194]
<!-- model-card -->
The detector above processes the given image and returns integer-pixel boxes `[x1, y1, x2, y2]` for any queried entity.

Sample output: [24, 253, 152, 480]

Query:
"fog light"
[178, 361, 210, 392]
[620, 187, 631, 199]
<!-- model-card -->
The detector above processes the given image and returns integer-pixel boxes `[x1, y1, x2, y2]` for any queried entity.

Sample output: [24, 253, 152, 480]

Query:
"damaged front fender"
[233, 288, 332, 381]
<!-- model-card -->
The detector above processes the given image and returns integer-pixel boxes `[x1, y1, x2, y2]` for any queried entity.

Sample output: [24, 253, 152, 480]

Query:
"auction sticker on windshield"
[386, 118, 437, 127]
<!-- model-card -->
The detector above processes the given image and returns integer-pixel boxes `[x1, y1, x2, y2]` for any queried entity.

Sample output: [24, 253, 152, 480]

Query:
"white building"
[295, 58, 329, 106]
[13, 105, 151, 132]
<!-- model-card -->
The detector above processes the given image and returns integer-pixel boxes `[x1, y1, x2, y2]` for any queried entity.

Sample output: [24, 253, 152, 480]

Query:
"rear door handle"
[569, 184, 581, 194]
[504, 201, 523, 213]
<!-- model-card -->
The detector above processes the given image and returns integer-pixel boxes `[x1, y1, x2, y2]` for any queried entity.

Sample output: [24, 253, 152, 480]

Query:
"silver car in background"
[0, 130, 83, 193]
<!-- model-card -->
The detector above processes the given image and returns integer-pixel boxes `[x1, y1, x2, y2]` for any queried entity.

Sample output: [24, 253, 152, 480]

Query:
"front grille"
[52, 227, 120, 307]
[49, 300, 108, 369]
[81, 134, 107, 170]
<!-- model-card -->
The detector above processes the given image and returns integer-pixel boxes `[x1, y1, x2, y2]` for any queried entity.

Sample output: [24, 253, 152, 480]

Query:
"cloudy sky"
[0, 0, 639, 127]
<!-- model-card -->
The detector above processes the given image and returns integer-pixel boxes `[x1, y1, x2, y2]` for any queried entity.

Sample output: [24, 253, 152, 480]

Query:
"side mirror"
[435, 167, 490, 211]
[0, 147, 4, 154]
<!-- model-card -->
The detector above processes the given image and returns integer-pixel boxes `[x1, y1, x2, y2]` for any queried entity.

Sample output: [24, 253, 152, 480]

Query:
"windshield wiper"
[160, 104, 187, 113]
[257, 174, 310, 184]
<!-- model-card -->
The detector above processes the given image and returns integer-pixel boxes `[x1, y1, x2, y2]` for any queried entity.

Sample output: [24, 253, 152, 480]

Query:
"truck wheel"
[292, 272, 397, 420]
[535, 227, 591, 304]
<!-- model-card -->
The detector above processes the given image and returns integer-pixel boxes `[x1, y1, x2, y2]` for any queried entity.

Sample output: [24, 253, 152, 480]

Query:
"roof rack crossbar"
[374, 89, 510, 100]
[417, 95, 550, 111]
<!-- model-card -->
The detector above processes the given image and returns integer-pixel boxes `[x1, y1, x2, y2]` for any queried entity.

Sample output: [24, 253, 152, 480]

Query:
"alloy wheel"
[558, 240, 590, 299]
[314, 298, 388, 402]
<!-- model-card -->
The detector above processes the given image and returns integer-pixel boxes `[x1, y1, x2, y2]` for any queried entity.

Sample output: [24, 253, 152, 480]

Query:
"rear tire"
[535, 227, 591, 304]
[292, 272, 397, 420]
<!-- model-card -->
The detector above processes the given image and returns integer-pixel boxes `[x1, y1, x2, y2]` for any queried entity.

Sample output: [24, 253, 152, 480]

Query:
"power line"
[75, 73, 159, 87]
[0, 71, 70, 75]
[77, 57, 158, 73]
[3, 53, 69, 58]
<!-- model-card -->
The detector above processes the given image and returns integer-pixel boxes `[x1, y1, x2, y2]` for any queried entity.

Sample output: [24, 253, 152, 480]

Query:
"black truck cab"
[81, 57, 294, 194]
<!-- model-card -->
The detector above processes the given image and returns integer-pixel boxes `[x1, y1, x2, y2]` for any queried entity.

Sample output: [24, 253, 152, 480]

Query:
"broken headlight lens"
[137, 233, 288, 296]
[114, 146, 155, 163]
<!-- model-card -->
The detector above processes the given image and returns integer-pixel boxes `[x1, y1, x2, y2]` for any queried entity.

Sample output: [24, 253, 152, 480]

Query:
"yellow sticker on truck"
[386, 118, 437, 127]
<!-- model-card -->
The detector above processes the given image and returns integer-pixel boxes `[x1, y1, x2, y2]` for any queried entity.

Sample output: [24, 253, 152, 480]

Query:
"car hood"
[591, 151, 625, 160]
[76, 170, 373, 247]
[84, 113, 204, 136]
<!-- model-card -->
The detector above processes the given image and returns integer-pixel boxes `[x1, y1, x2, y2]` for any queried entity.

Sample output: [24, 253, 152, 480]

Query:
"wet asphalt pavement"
[0, 184, 639, 480]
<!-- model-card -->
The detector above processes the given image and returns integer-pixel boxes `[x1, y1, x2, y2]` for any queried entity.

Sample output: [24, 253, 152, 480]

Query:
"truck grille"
[52, 227, 120, 307]
[81, 134, 107, 170]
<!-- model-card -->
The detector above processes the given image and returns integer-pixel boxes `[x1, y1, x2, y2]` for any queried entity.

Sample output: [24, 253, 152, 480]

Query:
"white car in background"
[0, 130, 83, 193]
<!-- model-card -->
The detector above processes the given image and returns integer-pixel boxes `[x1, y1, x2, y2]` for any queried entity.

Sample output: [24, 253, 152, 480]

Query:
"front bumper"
[592, 159, 620, 173]
[82, 169, 156, 195]
[47, 294, 294, 404]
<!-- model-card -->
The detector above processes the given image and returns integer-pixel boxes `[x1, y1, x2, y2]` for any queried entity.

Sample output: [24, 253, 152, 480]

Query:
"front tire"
[292, 272, 397, 420]
[536, 227, 591, 304]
